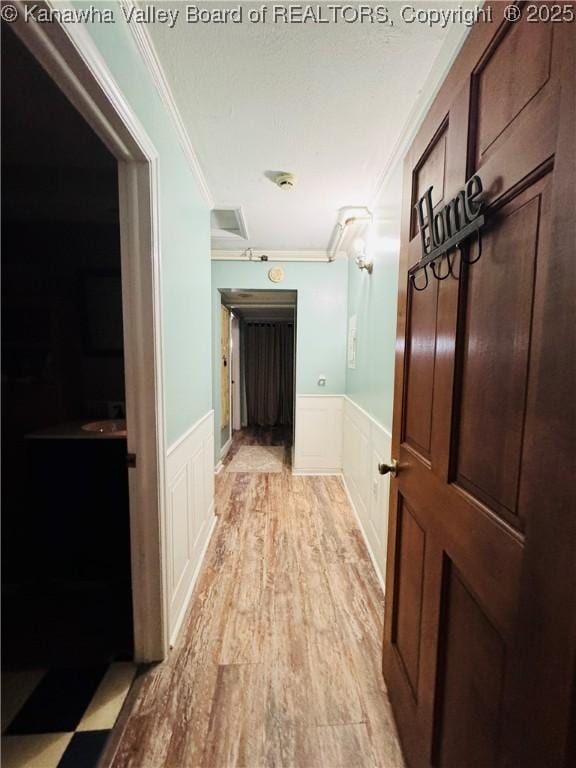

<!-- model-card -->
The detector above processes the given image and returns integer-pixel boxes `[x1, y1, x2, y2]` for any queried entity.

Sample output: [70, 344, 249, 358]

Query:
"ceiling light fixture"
[352, 237, 373, 274]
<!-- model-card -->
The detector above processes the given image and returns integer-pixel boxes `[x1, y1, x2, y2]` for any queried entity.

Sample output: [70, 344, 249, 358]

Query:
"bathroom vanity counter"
[26, 419, 127, 439]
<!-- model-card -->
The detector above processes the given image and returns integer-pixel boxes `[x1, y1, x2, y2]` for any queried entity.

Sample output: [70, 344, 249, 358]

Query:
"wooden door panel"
[384, 9, 575, 768]
[392, 498, 426, 698]
[403, 281, 438, 460]
[471, 14, 561, 198]
[411, 121, 449, 239]
[475, 20, 553, 163]
[429, 266, 461, 480]
[455, 177, 550, 528]
[396, 454, 522, 639]
[386, 460, 522, 768]
[434, 561, 506, 768]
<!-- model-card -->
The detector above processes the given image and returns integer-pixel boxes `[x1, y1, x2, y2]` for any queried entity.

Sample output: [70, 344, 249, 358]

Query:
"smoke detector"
[275, 172, 296, 190]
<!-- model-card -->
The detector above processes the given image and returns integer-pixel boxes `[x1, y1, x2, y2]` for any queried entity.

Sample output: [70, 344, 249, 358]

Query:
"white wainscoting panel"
[166, 410, 216, 645]
[342, 397, 392, 587]
[293, 395, 343, 474]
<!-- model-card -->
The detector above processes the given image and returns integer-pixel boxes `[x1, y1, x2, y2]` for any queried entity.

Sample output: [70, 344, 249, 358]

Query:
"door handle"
[378, 459, 399, 477]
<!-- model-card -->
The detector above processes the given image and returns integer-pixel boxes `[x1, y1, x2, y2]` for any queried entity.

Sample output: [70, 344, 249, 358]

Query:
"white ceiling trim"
[119, 0, 213, 207]
[212, 249, 340, 262]
[369, 21, 471, 210]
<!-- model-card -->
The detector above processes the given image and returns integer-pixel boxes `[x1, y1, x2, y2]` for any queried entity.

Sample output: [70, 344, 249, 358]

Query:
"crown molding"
[211, 249, 343, 262]
[119, 0, 214, 208]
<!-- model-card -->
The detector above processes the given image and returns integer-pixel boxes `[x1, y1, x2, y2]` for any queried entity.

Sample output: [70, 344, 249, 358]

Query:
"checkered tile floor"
[1, 662, 137, 768]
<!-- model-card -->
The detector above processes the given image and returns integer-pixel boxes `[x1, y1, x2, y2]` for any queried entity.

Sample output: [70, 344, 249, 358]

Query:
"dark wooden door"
[383, 6, 575, 768]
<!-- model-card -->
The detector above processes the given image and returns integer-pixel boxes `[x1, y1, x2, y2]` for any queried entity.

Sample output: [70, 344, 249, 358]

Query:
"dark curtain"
[244, 322, 294, 427]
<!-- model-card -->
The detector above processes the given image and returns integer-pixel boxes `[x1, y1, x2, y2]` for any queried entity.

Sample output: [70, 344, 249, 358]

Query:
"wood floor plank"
[219, 564, 269, 664]
[107, 427, 405, 768]
[264, 513, 300, 573]
[163, 660, 221, 768]
[307, 480, 371, 566]
[202, 664, 267, 768]
[314, 722, 378, 768]
[325, 562, 385, 650]
[303, 624, 365, 727]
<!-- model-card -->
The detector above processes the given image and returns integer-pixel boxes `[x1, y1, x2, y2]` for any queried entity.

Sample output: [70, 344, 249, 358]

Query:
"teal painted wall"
[345, 165, 402, 432]
[77, 2, 212, 446]
[212, 259, 348, 455]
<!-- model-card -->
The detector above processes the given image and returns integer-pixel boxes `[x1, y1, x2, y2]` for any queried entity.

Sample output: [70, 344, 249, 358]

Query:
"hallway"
[2, 6, 575, 767]
[106, 429, 404, 767]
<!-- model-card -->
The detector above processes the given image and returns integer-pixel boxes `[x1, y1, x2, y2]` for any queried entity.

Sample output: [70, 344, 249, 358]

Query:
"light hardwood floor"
[107, 428, 405, 767]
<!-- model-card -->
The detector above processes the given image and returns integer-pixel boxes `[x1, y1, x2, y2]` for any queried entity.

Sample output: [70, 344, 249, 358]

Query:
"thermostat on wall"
[268, 267, 285, 283]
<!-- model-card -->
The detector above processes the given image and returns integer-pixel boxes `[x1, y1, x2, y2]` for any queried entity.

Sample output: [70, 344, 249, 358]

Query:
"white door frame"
[231, 315, 241, 432]
[11, 1, 169, 661]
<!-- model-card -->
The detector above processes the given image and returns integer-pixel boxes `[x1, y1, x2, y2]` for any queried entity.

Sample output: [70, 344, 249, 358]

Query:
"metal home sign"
[411, 174, 485, 288]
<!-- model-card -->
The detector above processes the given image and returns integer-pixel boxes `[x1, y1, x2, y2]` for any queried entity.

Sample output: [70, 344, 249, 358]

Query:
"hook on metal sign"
[410, 264, 429, 291]
[410, 228, 484, 291]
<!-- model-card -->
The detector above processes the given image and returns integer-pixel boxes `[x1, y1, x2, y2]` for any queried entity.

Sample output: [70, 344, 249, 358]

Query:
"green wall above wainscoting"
[211, 258, 348, 457]
[76, 1, 401, 452]
[76, 0, 212, 447]
[344, 164, 402, 434]
[345, 230, 400, 433]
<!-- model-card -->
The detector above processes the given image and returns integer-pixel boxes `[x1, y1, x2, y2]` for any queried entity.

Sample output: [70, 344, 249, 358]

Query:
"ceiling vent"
[211, 207, 248, 240]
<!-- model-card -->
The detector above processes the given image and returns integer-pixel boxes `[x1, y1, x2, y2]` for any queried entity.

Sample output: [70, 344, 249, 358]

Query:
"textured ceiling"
[142, 2, 465, 251]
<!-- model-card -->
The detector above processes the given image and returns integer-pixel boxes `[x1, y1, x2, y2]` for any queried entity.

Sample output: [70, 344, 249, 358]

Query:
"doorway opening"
[218, 290, 297, 465]
[1, 24, 135, 757]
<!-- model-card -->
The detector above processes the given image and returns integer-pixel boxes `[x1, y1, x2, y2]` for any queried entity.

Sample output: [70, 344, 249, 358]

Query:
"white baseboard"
[214, 461, 224, 475]
[220, 435, 232, 460]
[292, 468, 341, 476]
[341, 474, 385, 592]
[166, 410, 216, 644]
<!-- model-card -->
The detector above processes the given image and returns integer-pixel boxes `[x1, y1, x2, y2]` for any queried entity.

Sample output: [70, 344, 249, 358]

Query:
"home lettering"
[414, 175, 483, 259]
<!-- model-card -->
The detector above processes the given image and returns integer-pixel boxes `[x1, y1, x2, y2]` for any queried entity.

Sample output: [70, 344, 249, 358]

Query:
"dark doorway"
[219, 290, 297, 448]
[244, 320, 295, 428]
[1, 24, 134, 753]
